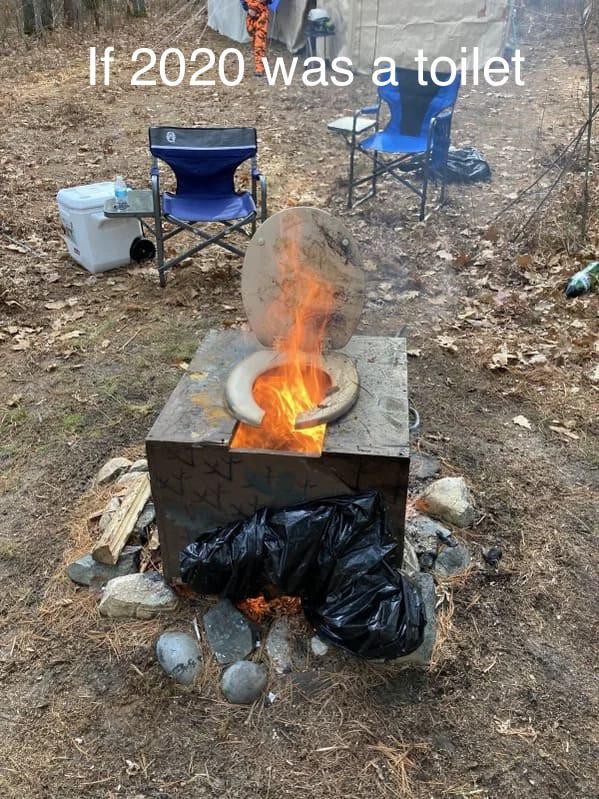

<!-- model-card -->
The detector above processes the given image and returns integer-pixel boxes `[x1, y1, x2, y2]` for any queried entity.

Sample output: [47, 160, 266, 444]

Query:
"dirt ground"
[0, 10, 598, 799]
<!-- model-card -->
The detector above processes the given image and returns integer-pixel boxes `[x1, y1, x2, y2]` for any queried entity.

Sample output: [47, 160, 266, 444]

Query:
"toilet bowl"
[225, 349, 360, 429]
[225, 207, 365, 431]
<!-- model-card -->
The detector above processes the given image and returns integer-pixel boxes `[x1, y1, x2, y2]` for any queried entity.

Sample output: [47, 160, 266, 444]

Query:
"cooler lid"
[56, 181, 116, 211]
[241, 207, 365, 349]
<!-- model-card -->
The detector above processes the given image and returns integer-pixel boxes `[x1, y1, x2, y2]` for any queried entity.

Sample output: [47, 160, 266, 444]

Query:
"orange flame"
[237, 595, 302, 622]
[231, 225, 335, 455]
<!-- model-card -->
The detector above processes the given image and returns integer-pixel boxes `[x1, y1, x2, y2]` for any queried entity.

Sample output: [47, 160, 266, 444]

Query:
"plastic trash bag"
[180, 491, 426, 660]
[445, 147, 491, 183]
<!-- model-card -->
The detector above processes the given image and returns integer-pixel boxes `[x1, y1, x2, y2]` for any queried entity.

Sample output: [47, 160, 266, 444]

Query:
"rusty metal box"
[146, 330, 410, 583]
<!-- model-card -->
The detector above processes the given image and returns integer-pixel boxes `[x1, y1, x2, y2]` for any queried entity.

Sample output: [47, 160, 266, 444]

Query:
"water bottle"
[114, 175, 128, 210]
[565, 261, 599, 297]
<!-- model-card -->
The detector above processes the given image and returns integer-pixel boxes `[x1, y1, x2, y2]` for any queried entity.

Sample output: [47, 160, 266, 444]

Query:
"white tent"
[207, 1, 511, 72]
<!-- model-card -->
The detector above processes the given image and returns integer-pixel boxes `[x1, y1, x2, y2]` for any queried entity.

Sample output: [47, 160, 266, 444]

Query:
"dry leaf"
[512, 415, 532, 430]
[436, 335, 458, 353]
[488, 350, 509, 370]
[549, 425, 579, 440]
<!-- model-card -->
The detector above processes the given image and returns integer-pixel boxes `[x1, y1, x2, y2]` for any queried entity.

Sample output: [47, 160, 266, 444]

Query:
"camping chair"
[149, 126, 267, 286]
[328, 68, 460, 220]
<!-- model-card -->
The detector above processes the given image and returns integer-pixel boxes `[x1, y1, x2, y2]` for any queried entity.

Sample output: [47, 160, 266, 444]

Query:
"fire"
[231, 227, 336, 455]
[237, 595, 302, 623]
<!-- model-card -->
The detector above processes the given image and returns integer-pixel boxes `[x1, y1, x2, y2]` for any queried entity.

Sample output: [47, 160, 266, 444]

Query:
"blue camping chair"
[149, 126, 267, 286]
[329, 68, 460, 220]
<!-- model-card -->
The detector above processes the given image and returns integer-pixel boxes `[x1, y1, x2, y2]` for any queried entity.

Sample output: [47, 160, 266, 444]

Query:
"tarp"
[323, 0, 511, 73]
[208, 0, 510, 73]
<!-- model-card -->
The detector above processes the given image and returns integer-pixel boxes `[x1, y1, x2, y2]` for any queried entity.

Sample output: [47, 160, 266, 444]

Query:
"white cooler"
[57, 182, 142, 273]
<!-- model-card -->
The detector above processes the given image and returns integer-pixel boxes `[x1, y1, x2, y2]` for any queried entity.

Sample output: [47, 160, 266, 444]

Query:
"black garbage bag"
[180, 491, 426, 660]
[445, 146, 491, 183]
[395, 146, 491, 184]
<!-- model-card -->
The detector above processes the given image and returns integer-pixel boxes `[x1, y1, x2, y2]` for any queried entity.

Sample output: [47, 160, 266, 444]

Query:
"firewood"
[92, 473, 151, 565]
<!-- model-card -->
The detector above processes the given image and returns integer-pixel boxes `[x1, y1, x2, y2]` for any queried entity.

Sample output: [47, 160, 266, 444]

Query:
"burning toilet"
[146, 207, 410, 584]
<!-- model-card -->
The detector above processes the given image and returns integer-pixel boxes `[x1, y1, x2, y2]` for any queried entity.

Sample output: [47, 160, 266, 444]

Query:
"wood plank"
[92, 473, 151, 565]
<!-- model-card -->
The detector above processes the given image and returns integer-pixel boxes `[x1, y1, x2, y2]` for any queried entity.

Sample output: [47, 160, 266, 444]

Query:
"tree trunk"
[128, 0, 147, 17]
[22, 0, 52, 34]
[64, 0, 82, 27]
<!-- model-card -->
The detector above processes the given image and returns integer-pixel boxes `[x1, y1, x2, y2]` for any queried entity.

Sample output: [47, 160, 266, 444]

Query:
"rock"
[434, 542, 471, 578]
[203, 599, 255, 664]
[402, 538, 420, 575]
[156, 632, 201, 686]
[310, 636, 329, 657]
[99, 496, 121, 534]
[406, 513, 449, 554]
[129, 458, 148, 473]
[99, 572, 178, 619]
[266, 618, 293, 674]
[415, 477, 476, 528]
[134, 500, 156, 534]
[221, 661, 267, 704]
[410, 452, 441, 480]
[96, 457, 131, 486]
[398, 573, 436, 667]
[67, 546, 140, 586]
[483, 545, 502, 568]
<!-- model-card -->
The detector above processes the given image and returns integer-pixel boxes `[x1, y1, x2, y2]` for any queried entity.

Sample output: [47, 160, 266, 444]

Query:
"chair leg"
[419, 163, 429, 222]
[152, 173, 166, 287]
[372, 151, 379, 197]
[348, 140, 357, 209]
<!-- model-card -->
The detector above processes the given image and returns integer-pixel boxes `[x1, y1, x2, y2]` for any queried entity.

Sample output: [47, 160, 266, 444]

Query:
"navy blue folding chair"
[329, 68, 460, 220]
[149, 126, 267, 286]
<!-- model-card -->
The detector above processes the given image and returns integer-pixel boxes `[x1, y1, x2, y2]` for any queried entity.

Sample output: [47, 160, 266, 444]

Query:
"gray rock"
[156, 632, 201, 686]
[405, 513, 449, 555]
[402, 538, 420, 575]
[99, 572, 178, 619]
[203, 599, 255, 664]
[417, 477, 476, 527]
[398, 573, 437, 667]
[221, 661, 267, 704]
[266, 618, 293, 674]
[135, 500, 156, 534]
[410, 452, 441, 480]
[310, 636, 329, 657]
[67, 546, 140, 586]
[99, 496, 121, 534]
[129, 458, 148, 473]
[434, 542, 471, 578]
[96, 457, 131, 486]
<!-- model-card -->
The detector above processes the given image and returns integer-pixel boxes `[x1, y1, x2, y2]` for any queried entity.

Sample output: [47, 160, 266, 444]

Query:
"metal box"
[146, 330, 410, 583]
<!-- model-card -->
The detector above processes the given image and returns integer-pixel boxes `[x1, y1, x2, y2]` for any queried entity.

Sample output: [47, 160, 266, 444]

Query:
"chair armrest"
[351, 102, 380, 136]
[359, 105, 380, 115]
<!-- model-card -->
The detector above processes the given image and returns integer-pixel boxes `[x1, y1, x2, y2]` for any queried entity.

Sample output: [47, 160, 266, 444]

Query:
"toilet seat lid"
[241, 207, 365, 349]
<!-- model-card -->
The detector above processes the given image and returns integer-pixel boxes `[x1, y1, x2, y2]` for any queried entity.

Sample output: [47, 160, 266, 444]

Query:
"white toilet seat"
[225, 350, 360, 430]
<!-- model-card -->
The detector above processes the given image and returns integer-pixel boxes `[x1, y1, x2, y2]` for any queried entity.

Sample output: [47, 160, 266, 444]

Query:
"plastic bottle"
[114, 175, 128, 210]
[565, 261, 599, 297]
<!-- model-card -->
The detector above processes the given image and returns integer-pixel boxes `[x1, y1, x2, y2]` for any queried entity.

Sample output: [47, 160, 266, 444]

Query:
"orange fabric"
[246, 1, 269, 73]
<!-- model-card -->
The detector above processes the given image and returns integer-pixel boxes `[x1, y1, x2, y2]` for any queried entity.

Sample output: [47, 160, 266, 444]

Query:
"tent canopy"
[207, 1, 510, 73]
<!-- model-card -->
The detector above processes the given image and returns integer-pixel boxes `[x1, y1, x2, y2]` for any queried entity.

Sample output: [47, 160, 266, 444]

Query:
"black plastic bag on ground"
[445, 146, 491, 183]
[180, 491, 426, 660]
